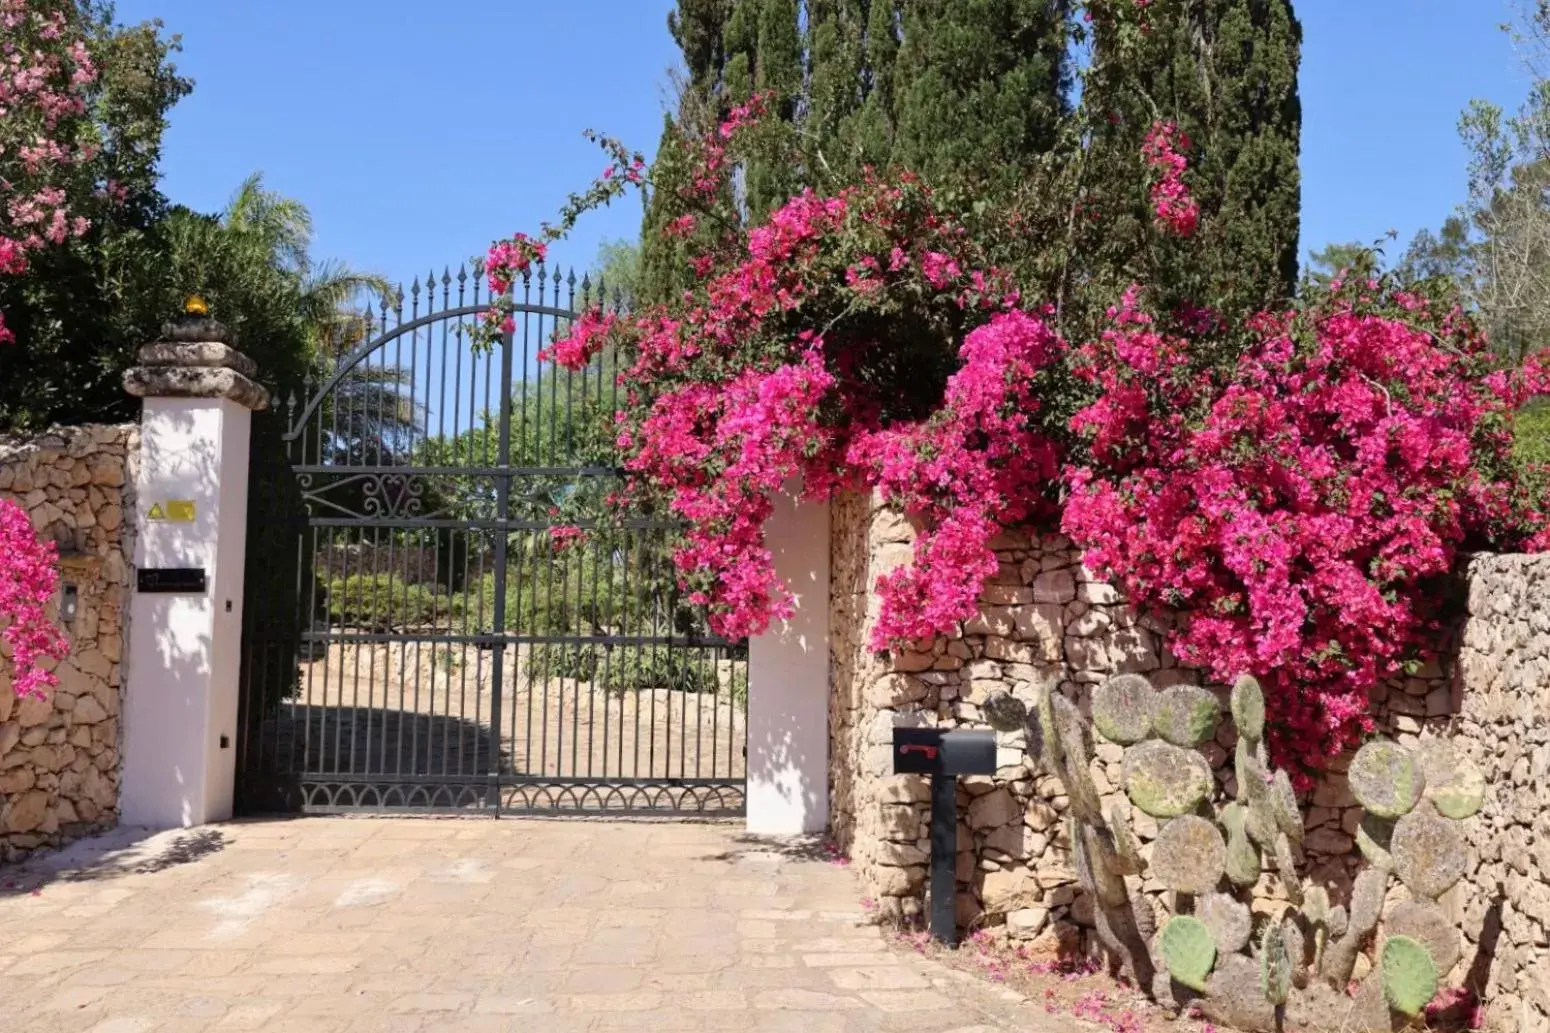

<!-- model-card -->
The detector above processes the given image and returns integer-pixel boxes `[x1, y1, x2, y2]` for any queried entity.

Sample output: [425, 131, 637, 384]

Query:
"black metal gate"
[235, 263, 748, 816]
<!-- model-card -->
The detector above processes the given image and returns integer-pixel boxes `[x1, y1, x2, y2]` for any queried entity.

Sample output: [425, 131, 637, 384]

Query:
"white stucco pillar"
[120, 321, 268, 828]
[746, 490, 831, 835]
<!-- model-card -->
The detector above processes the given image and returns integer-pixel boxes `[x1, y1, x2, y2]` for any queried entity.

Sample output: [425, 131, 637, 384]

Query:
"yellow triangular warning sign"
[148, 503, 165, 520]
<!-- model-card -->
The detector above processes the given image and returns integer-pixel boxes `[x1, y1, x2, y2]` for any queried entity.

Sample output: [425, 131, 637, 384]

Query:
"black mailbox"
[893, 728, 997, 776]
[892, 725, 1003, 947]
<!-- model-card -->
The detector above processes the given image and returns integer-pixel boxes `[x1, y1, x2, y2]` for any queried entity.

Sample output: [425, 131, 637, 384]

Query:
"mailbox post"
[892, 727, 998, 945]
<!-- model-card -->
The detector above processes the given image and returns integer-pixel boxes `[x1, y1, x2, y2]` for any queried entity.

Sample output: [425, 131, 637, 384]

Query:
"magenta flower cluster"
[1063, 286, 1550, 774]
[1141, 121, 1198, 237]
[0, 498, 68, 699]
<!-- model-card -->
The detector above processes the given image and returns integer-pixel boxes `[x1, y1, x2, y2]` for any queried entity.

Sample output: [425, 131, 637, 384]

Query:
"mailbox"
[892, 725, 1003, 947]
[892, 728, 997, 776]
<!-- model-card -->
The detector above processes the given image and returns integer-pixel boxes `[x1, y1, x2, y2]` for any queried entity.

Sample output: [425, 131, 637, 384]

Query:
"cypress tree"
[890, 0, 1072, 195]
[638, 114, 696, 306]
[1082, 0, 1303, 319]
[747, 0, 804, 216]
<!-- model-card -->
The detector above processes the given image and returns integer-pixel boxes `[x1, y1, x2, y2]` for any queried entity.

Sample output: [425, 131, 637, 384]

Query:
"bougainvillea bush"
[0, 498, 67, 698]
[1063, 284, 1550, 773]
[485, 99, 1550, 774]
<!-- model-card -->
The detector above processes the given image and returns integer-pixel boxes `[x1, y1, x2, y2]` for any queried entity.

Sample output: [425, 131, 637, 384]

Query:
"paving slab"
[0, 818, 1071, 1032]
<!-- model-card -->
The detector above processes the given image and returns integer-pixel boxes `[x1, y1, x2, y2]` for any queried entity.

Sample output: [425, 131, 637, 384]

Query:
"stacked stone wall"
[830, 490, 1545, 1030]
[0, 425, 136, 861]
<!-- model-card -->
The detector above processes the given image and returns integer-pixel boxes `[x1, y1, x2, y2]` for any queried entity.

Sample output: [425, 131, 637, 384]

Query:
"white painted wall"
[746, 492, 831, 835]
[121, 397, 252, 828]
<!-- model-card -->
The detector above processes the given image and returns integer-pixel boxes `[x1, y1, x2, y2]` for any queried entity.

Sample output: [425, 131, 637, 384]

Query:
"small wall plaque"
[147, 500, 196, 522]
[137, 568, 207, 594]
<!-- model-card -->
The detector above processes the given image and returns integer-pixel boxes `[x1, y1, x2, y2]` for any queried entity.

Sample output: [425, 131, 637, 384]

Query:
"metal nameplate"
[137, 568, 207, 594]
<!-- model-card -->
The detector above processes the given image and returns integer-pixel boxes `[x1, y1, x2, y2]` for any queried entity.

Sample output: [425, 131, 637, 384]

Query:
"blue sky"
[115, 0, 1528, 286]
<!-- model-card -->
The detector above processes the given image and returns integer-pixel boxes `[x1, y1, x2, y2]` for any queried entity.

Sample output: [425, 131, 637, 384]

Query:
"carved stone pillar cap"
[123, 314, 268, 411]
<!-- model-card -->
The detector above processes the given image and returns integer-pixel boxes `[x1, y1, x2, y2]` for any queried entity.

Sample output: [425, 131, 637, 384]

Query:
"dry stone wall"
[830, 491, 1545, 1030]
[0, 425, 136, 861]
[1449, 554, 1550, 1033]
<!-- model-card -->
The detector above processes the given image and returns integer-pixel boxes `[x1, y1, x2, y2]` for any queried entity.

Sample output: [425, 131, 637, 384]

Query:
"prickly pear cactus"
[1161, 915, 1217, 992]
[1380, 935, 1439, 1017]
[1348, 739, 1425, 819]
[1091, 673, 1155, 744]
[1230, 674, 1265, 741]
[1391, 802, 1467, 901]
[1259, 922, 1293, 1006]
[1151, 815, 1227, 896]
[1414, 739, 1486, 820]
[979, 677, 1474, 1033]
[1198, 891, 1252, 953]
[1122, 739, 1213, 817]
[983, 691, 1029, 733]
[1151, 686, 1220, 747]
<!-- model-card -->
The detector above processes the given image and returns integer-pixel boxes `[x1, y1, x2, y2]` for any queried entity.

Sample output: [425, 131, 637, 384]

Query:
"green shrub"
[328, 574, 447, 630]
[1515, 397, 1550, 467]
[524, 644, 735, 697]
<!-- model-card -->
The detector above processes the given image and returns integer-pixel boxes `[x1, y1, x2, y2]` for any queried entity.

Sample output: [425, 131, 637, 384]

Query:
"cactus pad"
[1386, 899, 1461, 976]
[1272, 832, 1303, 905]
[1231, 674, 1265, 742]
[1151, 686, 1220, 747]
[1302, 885, 1330, 928]
[1380, 935, 1439, 1017]
[1349, 740, 1426, 819]
[1198, 891, 1253, 953]
[1282, 916, 1309, 989]
[1322, 868, 1388, 987]
[1091, 673, 1156, 744]
[1072, 817, 1129, 908]
[1414, 740, 1486, 820]
[1221, 803, 1262, 888]
[1356, 813, 1397, 871]
[1269, 769, 1304, 844]
[1123, 739, 1214, 818]
[1260, 922, 1293, 1005]
[1391, 803, 1467, 901]
[1326, 904, 1348, 941]
[1152, 815, 1227, 895]
[1349, 866, 1388, 938]
[1161, 915, 1217, 992]
[983, 691, 1029, 733]
[1107, 801, 1145, 876]
[1051, 695, 1104, 822]
[1036, 684, 1062, 769]
[1234, 742, 1280, 847]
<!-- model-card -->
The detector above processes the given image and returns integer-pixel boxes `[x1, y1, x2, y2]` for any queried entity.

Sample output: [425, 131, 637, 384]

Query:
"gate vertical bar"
[486, 324, 514, 811]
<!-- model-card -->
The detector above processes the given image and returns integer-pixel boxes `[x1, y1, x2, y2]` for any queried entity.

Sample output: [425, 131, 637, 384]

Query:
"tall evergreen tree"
[1081, 0, 1303, 320]
[890, 0, 1071, 196]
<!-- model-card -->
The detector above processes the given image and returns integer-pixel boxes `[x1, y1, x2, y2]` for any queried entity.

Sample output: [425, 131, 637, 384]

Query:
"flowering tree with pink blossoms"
[0, 0, 94, 697]
[485, 95, 1550, 778]
[1, 0, 99, 346]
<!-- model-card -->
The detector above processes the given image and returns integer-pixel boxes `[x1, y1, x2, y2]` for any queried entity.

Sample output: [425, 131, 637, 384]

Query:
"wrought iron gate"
[235, 263, 748, 816]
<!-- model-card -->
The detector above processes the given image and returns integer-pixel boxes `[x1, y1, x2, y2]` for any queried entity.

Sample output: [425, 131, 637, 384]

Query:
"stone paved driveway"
[0, 818, 1061, 1033]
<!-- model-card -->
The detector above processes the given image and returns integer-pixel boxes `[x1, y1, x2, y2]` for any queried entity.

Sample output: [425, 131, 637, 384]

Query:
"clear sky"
[113, 0, 1529, 287]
